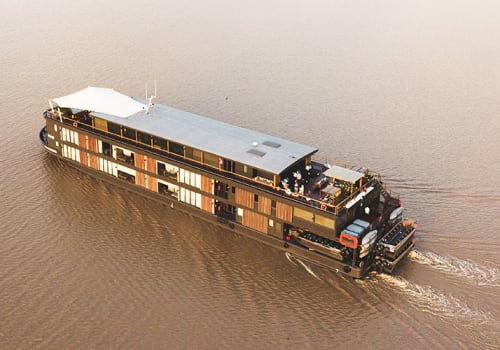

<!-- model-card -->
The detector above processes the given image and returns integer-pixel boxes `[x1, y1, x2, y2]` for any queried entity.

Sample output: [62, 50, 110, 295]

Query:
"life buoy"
[321, 203, 326, 211]
[73, 121, 78, 127]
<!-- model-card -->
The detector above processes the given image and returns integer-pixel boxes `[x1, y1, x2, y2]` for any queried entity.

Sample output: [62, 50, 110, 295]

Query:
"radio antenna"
[145, 80, 157, 115]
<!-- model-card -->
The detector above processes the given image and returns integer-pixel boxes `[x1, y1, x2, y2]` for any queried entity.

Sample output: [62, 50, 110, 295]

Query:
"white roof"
[50, 86, 318, 175]
[324, 165, 364, 183]
[52, 87, 146, 118]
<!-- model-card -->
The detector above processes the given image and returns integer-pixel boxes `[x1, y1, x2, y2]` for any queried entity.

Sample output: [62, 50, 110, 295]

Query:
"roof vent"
[263, 140, 281, 148]
[247, 149, 266, 157]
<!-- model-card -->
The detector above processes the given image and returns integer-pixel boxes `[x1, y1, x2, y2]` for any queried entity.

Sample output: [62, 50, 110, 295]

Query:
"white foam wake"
[379, 274, 490, 324]
[408, 250, 499, 287]
[285, 252, 321, 280]
[285, 252, 297, 266]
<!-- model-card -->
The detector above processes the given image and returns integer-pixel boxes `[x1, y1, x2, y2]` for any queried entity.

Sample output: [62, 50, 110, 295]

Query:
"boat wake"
[284, 252, 297, 266]
[378, 274, 491, 324]
[285, 252, 321, 280]
[408, 250, 499, 288]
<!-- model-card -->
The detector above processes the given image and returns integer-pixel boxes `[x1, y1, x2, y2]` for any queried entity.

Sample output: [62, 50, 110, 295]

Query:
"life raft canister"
[339, 232, 358, 249]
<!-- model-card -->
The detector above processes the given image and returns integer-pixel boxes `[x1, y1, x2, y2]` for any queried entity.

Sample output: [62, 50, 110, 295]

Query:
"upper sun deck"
[50, 87, 318, 176]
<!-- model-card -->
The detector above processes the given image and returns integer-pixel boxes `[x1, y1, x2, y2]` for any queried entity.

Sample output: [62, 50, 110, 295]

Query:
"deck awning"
[324, 165, 364, 183]
[52, 87, 146, 118]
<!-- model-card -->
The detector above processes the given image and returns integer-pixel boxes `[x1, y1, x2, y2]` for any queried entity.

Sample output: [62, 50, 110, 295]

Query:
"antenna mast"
[145, 81, 157, 115]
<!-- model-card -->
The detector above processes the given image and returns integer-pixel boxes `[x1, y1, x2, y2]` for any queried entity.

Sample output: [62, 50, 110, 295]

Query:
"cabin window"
[138, 132, 152, 146]
[122, 127, 136, 141]
[158, 180, 179, 198]
[185, 147, 193, 159]
[179, 169, 201, 189]
[214, 180, 229, 199]
[170, 141, 184, 156]
[179, 188, 202, 208]
[117, 170, 135, 183]
[94, 117, 108, 132]
[102, 141, 111, 156]
[98, 141, 111, 156]
[243, 165, 248, 173]
[108, 122, 120, 136]
[204, 152, 219, 168]
[62, 144, 80, 162]
[98, 157, 115, 175]
[157, 161, 178, 178]
[315, 215, 335, 229]
[153, 136, 167, 150]
[115, 147, 135, 165]
[254, 194, 259, 202]
[293, 207, 314, 223]
[192, 149, 202, 162]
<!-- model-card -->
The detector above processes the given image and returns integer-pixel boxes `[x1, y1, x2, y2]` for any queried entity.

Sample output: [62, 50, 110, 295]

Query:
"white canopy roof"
[324, 165, 364, 183]
[52, 87, 146, 118]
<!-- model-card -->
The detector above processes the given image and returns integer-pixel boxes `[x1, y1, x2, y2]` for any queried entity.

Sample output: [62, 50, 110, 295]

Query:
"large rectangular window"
[293, 207, 314, 223]
[138, 132, 151, 146]
[157, 161, 178, 178]
[179, 168, 201, 189]
[115, 147, 135, 165]
[94, 118, 108, 132]
[193, 149, 202, 162]
[153, 136, 167, 150]
[315, 215, 335, 229]
[122, 127, 136, 141]
[108, 122, 120, 136]
[204, 152, 219, 168]
[158, 180, 179, 198]
[169, 141, 184, 156]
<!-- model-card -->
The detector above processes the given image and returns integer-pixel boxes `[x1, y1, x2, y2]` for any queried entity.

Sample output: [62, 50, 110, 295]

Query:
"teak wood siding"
[136, 172, 147, 188]
[79, 151, 89, 167]
[147, 157, 156, 174]
[135, 153, 158, 191]
[258, 196, 271, 215]
[135, 154, 157, 174]
[89, 155, 98, 170]
[136, 153, 146, 171]
[87, 135, 98, 153]
[78, 133, 87, 148]
[242, 210, 268, 233]
[201, 195, 213, 213]
[201, 176, 213, 194]
[85, 135, 98, 169]
[276, 202, 293, 222]
[147, 176, 157, 192]
[235, 188, 253, 208]
[78, 134, 90, 167]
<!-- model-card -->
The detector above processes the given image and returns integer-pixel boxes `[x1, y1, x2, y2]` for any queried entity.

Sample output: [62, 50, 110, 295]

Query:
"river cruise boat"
[39, 87, 416, 278]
